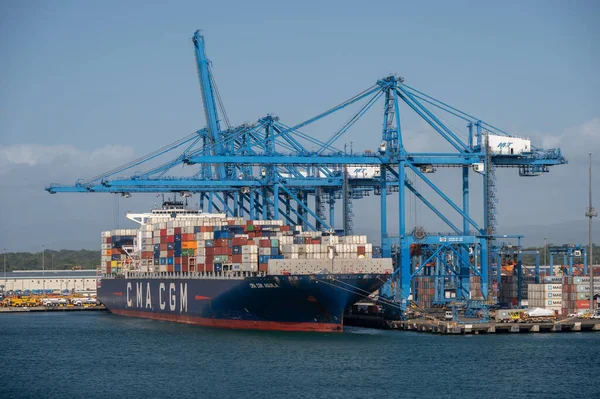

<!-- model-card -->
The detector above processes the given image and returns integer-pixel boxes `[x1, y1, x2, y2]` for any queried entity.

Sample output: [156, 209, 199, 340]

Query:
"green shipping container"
[214, 255, 229, 263]
[271, 239, 279, 247]
[247, 225, 254, 232]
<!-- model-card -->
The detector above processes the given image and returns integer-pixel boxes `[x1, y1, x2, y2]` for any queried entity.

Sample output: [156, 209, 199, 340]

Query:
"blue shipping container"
[175, 234, 182, 242]
[167, 243, 175, 250]
[174, 265, 181, 272]
[153, 244, 160, 251]
[214, 231, 227, 239]
[167, 258, 174, 265]
[160, 258, 167, 265]
[259, 255, 270, 264]
[271, 247, 279, 255]
[214, 263, 223, 272]
[194, 226, 201, 233]
[205, 240, 214, 248]
[232, 246, 242, 254]
[174, 249, 182, 257]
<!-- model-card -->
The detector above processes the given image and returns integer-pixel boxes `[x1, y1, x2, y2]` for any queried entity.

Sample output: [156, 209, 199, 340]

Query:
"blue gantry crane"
[46, 30, 567, 314]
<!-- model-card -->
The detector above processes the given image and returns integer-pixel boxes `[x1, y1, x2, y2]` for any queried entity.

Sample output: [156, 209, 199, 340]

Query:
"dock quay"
[386, 318, 600, 335]
[0, 306, 106, 314]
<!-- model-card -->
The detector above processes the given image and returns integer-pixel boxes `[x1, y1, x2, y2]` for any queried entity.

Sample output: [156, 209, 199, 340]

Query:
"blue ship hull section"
[97, 274, 386, 332]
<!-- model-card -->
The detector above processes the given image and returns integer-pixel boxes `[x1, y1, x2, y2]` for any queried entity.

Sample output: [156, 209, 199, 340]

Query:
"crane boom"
[192, 30, 226, 178]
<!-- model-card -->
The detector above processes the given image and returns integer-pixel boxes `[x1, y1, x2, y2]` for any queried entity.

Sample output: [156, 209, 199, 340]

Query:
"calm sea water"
[1, 312, 599, 399]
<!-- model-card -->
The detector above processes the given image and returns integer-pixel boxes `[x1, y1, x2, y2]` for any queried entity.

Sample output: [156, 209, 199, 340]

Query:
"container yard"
[42, 30, 597, 333]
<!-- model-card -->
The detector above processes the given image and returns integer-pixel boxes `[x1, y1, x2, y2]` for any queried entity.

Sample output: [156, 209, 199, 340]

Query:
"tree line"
[1, 250, 100, 272]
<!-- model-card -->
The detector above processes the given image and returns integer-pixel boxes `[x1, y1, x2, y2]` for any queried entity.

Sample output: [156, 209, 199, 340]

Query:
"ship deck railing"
[101, 271, 264, 280]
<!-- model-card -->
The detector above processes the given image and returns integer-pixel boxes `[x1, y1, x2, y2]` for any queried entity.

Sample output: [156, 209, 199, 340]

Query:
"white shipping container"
[486, 134, 531, 155]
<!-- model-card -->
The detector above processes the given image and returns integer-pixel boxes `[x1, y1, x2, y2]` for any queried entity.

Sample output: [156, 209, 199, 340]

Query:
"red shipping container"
[167, 265, 174, 273]
[160, 236, 168, 244]
[174, 227, 182, 234]
[246, 220, 253, 226]
[181, 264, 189, 273]
[259, 239, 271, 248]
[258, 264, 268, 272]
[160, 229, 167, 237]
[232, 255, 243, 263]
[248, 232, 255, 238]
[312, 239, 321, 244]
[204, 264, 214, 272]
[228, 220, 235, 225]
[142, 251, 153, 259]
[201, 226, 213, 233]
[576, 300, 591, 309]
[214, 238, 229, 247]
[205, 256, 214, 264]
[166, 235, 175, 243]
[167, 250, 174, 257]
[174, 257, 181, 264]
[106, 236, 112, 244]
[246, 241, 257, 246]
[160, 243, 168, 251]
[183, 233, 194, 241]
[227, 248, 233, 256]
[205, 247, 214, 256]
[281, 225, 290, 231]
[232, 237, 247, 246]
[357, 246, 366, 255]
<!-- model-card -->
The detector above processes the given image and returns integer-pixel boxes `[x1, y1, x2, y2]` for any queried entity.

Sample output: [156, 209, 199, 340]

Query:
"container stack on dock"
[101, 216, 378, 275]
[414, 276, 436, 308]
[523, 276, 600, 315]
[528, 283, 562, 311]
[561, 276, 600, 315]
[498, 275, 535, 306]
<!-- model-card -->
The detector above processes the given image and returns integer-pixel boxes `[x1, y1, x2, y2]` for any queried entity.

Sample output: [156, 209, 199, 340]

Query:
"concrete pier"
[386, 318, 600, 335]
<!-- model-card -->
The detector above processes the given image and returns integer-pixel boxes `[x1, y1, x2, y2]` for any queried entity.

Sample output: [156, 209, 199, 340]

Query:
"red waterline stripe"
[111, 309, 343, 333]
[194, 295, 212, 300]
[112, 292, 123, 296]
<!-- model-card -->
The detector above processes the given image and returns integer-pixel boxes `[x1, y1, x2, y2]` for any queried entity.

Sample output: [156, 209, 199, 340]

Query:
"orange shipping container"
[183, 233, 195, 241]
[182, 241, 197, 249]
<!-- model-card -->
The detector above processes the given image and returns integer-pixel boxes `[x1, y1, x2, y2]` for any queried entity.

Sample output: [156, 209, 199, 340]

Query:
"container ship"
[97, 201, 391, 332]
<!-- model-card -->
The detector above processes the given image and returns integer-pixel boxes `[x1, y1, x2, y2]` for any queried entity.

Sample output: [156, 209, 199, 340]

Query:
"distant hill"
[499, 220, 593, 247]
[1, 249, 100, 272]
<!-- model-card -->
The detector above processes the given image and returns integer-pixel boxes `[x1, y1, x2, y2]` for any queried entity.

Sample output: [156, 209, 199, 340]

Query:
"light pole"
[3, 248, 6, 293]
[544, 237, 548, 273]
[586, 153, 597, 313]
[42, 245, 45, 294]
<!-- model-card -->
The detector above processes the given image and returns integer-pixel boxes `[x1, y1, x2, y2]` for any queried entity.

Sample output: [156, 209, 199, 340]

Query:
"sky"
[0, 0, 599, 251]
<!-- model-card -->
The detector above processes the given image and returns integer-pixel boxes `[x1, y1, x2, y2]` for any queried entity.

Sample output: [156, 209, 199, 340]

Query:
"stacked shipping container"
[100, 229, 137, 275]
[526, 276, 600, 315]
[101, 216, 377, 275]
[561, 276, 600, 315]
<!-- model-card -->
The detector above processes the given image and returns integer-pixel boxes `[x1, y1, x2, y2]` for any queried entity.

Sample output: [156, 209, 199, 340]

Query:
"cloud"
[528, 118, 600, 162]
[0, 143, 135, 175]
